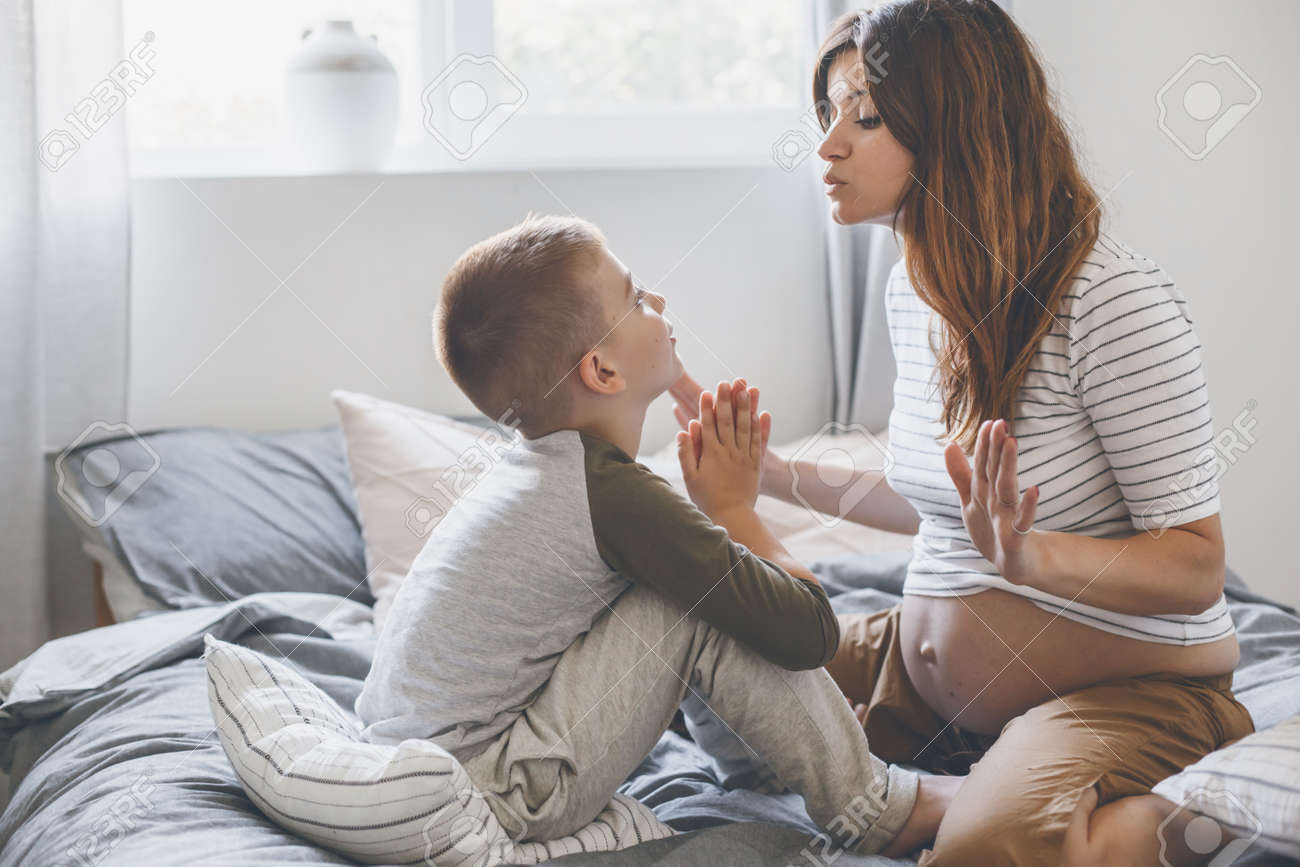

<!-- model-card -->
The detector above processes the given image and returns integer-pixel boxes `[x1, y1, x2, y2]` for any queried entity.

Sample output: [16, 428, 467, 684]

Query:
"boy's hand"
[675, 380, 772, 519]
[672, 372, 761, 443]
[675, 372, 786, 499]
[672, 373, 763, 462]
[682, 379, 764, 466]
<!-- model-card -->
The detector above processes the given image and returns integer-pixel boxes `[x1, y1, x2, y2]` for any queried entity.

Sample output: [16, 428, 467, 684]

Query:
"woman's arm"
[1028, 516, 1225, 616]
[670, 370, 921, 535]
[945, 419, 1226, 616]
[760, 451, 921, 536]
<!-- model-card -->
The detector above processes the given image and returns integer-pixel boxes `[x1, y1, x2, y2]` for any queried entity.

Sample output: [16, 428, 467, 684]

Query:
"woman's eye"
[634, 290, 646, 307]
[856, 114, 883, 130]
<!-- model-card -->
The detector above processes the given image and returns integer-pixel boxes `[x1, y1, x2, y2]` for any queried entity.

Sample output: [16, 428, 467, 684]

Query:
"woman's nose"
[649, 291, 667, 314]
[817, 123, 850, 163]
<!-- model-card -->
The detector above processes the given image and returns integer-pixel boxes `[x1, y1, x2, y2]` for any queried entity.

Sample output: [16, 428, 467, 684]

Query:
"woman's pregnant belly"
[899, 589, 1241, 735]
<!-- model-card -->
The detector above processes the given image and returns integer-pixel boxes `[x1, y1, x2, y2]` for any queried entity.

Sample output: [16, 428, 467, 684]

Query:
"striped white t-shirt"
[884, 233, 1235, 645]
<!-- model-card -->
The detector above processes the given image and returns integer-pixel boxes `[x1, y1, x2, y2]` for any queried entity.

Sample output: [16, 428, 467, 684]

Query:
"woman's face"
[817, 52, 915, 228]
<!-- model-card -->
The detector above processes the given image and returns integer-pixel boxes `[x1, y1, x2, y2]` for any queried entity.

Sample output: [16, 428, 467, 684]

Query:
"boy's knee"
[608, 584, 696, 642]
[474, 760, 598, 844]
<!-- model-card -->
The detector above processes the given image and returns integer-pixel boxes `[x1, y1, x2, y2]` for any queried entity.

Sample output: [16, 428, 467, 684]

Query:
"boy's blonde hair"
[434, 214, 608, 437]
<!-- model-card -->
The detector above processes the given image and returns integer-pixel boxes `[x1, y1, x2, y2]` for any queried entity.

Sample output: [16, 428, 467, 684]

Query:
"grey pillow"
[56, 426, 371, 611]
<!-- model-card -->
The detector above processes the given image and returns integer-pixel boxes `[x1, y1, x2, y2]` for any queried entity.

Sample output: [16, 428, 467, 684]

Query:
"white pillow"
[331, 390, 514, 630]
[334, 390, 915, 627]
[1152, 712, 1300, 860]
[203, 634, 673, 865]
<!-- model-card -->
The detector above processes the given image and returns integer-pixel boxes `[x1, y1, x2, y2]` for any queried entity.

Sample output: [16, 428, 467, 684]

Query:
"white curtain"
[1, 0, 130, 671]
[807, 0, 903, 430]
[1, 0, 46, 673]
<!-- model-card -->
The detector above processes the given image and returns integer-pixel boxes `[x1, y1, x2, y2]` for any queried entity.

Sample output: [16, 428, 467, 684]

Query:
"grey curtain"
[825, 216, 902, 429]
[1, 0, 130, 672]
[809, 1, 1014, 428]
[808, 0, 903, 430]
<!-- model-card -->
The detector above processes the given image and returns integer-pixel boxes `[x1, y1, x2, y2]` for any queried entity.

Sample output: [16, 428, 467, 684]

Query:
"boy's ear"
[576, 346, 626, 396]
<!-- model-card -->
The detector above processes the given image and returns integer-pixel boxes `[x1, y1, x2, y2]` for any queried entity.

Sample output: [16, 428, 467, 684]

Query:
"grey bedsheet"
[2, 557, 1298, 866]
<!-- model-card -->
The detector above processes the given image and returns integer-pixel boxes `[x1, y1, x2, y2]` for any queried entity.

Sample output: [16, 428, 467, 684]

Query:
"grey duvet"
[3, 554, 1298, 866]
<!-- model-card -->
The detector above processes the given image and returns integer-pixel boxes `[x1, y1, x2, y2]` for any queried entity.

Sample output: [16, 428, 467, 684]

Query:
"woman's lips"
[824, 172, 848, 196]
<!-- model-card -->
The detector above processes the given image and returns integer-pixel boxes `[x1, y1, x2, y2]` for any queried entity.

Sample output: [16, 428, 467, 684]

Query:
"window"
[122, 1, 421, 165]
[122, 0, 807, 175]
[492, 0, 801, 111]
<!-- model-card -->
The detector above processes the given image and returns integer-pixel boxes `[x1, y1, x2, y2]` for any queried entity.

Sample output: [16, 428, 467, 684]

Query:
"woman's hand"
[675, 380, 771, 518]
[669, 369, 710, 462]
[943, 419, 1042, 585]
[669, 369, 706, 432]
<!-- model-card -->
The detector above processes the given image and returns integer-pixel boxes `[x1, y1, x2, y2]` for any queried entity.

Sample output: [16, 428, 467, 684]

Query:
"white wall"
[126, 1, 1297, 609]
[1016, 0, 1299, 606]
[128, 166, 832, 456]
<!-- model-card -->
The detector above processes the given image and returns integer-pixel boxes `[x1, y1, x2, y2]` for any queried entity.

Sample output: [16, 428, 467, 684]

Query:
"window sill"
[128, 149, 794, 180]
[128, 107, 817, 179]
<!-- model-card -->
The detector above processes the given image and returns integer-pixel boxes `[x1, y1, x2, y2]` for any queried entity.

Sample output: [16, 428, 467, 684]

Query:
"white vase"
[284, 20, 398, 173]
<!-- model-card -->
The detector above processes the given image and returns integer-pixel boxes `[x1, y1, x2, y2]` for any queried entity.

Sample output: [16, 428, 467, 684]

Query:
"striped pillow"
[203, 635, 674, 865]
[1152, 712, 1300, 860]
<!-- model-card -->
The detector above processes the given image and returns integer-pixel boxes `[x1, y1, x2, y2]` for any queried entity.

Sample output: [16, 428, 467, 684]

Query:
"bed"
[3, 423, 1299, 866]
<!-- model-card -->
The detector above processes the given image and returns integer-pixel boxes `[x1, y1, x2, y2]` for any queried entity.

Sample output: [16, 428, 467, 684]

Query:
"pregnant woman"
[673, 1, 1253, 863]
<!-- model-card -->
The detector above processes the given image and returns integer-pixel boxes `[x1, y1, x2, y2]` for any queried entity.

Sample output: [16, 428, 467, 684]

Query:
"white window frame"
[129, 0, 810, 177]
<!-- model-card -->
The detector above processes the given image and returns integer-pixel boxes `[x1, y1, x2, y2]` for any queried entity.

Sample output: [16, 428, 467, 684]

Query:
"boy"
[356, 215, 952, 857]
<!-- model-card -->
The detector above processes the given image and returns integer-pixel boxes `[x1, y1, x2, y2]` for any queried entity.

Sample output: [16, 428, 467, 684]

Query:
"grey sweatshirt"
[355, 428, 839, 760]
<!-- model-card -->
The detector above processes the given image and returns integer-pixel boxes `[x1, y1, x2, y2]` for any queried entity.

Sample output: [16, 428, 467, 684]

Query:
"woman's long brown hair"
[814, 0, 1101, 451]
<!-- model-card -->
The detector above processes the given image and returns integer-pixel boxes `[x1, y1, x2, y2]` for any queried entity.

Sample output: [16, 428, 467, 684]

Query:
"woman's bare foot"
[881, 773, 966, 858]
[1060, 788, 1251, 866]
[1060, 789, 1171, 865]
